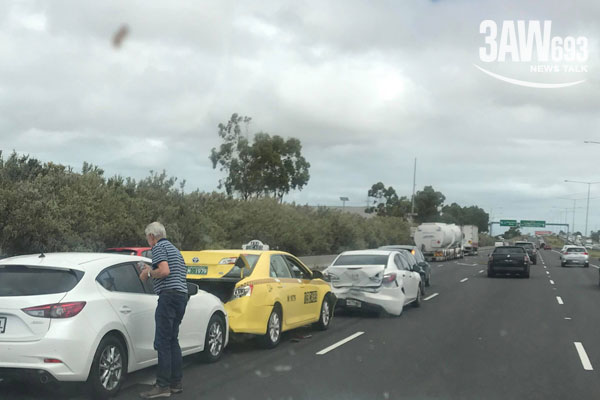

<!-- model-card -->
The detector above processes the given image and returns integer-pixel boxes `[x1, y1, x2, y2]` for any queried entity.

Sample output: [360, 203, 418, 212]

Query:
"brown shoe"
[170, 382, 183, 394]
[140, 384, 171, 398]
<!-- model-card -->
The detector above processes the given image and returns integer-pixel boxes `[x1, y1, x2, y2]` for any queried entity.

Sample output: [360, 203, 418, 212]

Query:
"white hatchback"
[323, 250, 422, 316]
[0, 253, 228, 399]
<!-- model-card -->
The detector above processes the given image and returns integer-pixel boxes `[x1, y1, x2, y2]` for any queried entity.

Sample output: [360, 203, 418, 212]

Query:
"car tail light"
[583, 252, 588, 255]
[233, 284, 253, 299]
[382, 273, 397, 284]
[22, 302, 86, 318]
[44, 358, 63, 364]
[524, 256, 528, 262]
[219, 257, 238, 265]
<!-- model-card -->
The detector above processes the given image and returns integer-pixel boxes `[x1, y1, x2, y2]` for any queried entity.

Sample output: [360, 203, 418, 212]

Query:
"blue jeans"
[154, 291, 188, 388]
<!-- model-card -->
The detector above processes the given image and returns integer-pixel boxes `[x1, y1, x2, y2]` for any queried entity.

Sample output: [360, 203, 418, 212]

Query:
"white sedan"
[323, 250, 422, 316]
[0, 253, 228, 399]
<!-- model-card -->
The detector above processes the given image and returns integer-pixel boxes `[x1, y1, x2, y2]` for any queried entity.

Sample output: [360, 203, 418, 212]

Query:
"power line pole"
[411, 158, 417, 215]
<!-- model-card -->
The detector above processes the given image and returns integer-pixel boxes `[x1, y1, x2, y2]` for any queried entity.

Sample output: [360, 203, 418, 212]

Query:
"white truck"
[461, 225, 479, 255]
[414, 222, 464, 261]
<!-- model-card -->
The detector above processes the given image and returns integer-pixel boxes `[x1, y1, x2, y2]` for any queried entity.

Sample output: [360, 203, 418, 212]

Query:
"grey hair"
[145, 222, 166, 239]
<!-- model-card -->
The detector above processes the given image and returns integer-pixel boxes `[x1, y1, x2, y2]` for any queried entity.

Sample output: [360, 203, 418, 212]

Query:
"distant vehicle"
[494, 241, 504, 247]
[540, 243, 546, 249]
[324, 250, 422, 316]
[379, 245, 431, 287]
[461, 225, 479, 256]
[560, 246, 589, 268]
[514, 241, 537, 265]
[488, 246, 530, 278]
[183, 250, 333, 348]
[560, 245, 577, 253]
[105, 247, 152, 258]
[545, 245, 552, 250]
[0, 253, 228, 399]
[414, 223, 463, 261]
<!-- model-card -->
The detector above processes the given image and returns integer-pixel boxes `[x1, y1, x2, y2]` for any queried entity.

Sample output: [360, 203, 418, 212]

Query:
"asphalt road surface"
[4, 248, 600, 400]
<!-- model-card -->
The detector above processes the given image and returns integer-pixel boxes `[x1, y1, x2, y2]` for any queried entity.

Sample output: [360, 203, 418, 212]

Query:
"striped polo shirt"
[151, 238, 188, 295]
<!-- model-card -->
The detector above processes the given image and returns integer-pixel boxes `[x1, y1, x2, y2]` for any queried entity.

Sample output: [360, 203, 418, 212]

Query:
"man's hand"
[138, 263, 151, 281]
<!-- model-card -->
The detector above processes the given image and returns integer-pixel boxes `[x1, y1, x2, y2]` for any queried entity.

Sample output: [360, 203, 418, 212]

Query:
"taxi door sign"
[304, 291, 317, 304]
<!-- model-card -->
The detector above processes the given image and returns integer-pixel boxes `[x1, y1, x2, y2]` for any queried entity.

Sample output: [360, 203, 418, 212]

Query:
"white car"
[0, 253, 228, 398]
[560, 246, 590, 268]
[323, 250, 422, 316]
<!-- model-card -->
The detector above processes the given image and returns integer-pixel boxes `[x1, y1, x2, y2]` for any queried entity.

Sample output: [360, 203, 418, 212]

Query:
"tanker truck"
[461, 225, 479, 256]
[414, 222, 464, 261]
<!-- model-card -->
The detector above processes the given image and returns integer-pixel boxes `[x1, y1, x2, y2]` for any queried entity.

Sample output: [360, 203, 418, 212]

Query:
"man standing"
[139, 222, 188, 398]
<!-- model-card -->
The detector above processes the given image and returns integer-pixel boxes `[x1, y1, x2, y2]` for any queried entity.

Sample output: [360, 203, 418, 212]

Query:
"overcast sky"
[1, 0, 600, 235]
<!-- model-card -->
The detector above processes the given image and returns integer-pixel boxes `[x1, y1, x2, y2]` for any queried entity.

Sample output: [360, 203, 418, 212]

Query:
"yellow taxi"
[182, 249, 334, 348]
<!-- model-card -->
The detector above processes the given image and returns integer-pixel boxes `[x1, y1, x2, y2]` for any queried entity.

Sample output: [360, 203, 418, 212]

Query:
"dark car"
[488, 246, 530, 278]
[379, 245, 431, 287]
[514, 241, 537, 265]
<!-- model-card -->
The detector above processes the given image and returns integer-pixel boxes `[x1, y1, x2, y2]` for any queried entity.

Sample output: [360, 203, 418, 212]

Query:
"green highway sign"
[520, 220, 546, 228]
[500, 219, 518, 227]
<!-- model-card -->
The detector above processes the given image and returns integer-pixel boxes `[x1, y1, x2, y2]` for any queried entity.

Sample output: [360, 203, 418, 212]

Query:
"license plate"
[188, 266, 208, 275]
[346, 299, 361, 308]
[0, 317, 6, 334]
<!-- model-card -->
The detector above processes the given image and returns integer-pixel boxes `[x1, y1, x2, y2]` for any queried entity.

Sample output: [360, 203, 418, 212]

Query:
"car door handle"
[119, 306, 132, 315]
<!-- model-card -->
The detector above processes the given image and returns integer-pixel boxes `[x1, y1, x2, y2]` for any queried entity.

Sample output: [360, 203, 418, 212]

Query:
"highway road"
[4, 248, 600, 399]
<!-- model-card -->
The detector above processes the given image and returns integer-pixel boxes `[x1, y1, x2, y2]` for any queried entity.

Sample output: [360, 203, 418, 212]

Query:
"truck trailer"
[414, 222, 464, 261]
[461, 225, 479, 255]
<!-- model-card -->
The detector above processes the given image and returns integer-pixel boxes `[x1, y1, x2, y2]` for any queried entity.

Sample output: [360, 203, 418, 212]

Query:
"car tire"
[420, 281, 426, 296]
[314, 294, 333, 331]
[425, 274, 431, 287]
[87, 335, 127, 400]
[487, 269, 495, 278]
[523, 269, 530, 278]
[532, 258, 537, 265]
[584, 263, 590, 268]
[200, 313, 225, 363]
[259, 306, 282, 349]
[412, 287, 421, 308]
[561, 262, 566, 268]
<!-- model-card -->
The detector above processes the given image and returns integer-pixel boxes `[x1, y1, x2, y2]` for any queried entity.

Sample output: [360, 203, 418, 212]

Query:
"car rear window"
[494, 247, 525, 254]
[515, 243, 534, 249]
[334, 254, 389, 266]
[567, 248, 586, 253]
[0, 265, 83, 296]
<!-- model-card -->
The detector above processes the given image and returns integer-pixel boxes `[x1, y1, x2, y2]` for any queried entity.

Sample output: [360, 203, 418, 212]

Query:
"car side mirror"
[312, 270, 324, 280]
[186, 282, 199, 296]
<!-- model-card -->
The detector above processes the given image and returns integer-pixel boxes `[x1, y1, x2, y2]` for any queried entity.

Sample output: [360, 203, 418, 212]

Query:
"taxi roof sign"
[242, 240, 269, 251]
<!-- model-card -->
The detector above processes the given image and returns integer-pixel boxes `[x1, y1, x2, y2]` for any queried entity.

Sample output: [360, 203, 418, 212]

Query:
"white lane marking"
[549, 280, 555, 285]
[544, 266, 547, 269]
[546, 271, 550, 275]
[565, 317, 572, 320]
[424, 293, 439, 301]
[479, 269, 484, 273]
[538, 252, 545, 265]
[456, 263, 473, 266]
[556, 296, 564, 305]
[591, 264, 600, 269]
[316, 332, 364, 355]
[574, 342, 594, 371]
[460, 278, 469, 283]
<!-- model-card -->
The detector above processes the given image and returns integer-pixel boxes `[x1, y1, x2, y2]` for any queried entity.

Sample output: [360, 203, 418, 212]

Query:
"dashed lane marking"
[556, 296, 564, 305]
[424, 293, 439, 301]
[316, 332, 365, 355]
[460, 278, 469, 283]
[549, 280, 555, 285]
[574, 342, 594, 371]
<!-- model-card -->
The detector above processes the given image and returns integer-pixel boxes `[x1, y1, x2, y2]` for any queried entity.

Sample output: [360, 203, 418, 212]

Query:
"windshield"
[567, 248, 587, 253]
[333, 255, 389, 266]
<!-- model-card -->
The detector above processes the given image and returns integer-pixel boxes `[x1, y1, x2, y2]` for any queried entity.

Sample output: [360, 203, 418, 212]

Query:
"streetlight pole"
[564, 180, 600, 236]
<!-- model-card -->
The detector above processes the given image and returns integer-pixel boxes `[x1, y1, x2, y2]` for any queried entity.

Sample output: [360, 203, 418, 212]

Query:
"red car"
[105, 246, 152, 258]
